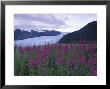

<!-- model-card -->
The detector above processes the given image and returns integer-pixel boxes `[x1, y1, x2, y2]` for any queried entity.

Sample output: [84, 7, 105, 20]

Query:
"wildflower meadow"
[14, 39, 97, 76]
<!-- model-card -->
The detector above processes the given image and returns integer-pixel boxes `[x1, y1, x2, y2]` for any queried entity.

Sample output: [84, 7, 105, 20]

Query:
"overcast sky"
[14, 14, 97, 32]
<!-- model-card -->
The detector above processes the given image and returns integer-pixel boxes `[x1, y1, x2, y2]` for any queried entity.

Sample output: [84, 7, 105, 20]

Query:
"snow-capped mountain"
[14, 29, 61, 41]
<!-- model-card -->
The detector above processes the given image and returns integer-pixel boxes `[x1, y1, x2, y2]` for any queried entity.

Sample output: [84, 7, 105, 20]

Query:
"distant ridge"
[14, 29, 61, 41]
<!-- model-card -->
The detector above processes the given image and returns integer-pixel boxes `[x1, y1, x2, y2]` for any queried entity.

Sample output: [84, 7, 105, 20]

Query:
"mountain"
[58, 21, 97, 44]
[36, 30, 61, 37]
[14, 29, 61, 41]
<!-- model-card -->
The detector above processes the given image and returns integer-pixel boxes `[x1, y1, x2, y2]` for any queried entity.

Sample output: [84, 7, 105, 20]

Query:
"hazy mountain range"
[14, 29, 61, 41]
[14, 21, 97, 46]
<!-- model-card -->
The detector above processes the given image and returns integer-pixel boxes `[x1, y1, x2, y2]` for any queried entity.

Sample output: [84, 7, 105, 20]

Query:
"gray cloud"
[14, 14, 97, 32]
[14, 14, 66, 29]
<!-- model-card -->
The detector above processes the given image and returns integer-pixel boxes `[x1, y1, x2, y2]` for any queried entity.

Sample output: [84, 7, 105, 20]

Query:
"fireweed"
[14, 41, 97, 76]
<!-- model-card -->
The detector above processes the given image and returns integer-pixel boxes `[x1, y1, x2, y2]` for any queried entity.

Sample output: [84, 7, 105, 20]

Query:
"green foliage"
[14, 49, 21, 75]
[46, 49, 56, 67]
[71, 63, 91, 76]
[28, 68, 38, 76]
[14, 49, 29, 75]
[64, 50, 73, 61]
[83, 51, 91, 61]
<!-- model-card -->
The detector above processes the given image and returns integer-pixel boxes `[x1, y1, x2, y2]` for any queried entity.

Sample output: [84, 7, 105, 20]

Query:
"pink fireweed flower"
[63, 45, 69, 53]
[68, 55, 77, 65]
[36, 52, 41, 59]
[87, 58, 97, 66]
[36, 46, 42, 53]
[28, 56, 41, 68]
[80, 56, 85, 61]
[43, 47, 48, 53]
[26, 47, 31, 52]
[79, 37, 87, 51]
[67, 59, 76, 66]
[88, 43, 97, 53]
[56, 49, 62, 58]
[35, 59, 41, 67]
[70, 44, 73, 49]
[80, 56, 86, 64]
[90, 67, 97, 76]
[92, 52, 97, 58]
[19, 47, 25, 53]
[85, 45, 90, 50]
[36, 51, 42, 64]
[28, 57, 36, 68]
[41, 47, 48, 63]
[55, 58, 65, 65]
[90, 43, 96, 49]
[80, 44, 86, 51]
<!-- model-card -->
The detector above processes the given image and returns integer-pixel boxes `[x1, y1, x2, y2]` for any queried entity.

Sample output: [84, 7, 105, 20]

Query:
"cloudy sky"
[14, 14, 97, 32]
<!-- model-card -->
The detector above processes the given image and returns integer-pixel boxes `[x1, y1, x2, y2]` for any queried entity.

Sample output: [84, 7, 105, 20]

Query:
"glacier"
[14, 33, 68, 47]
